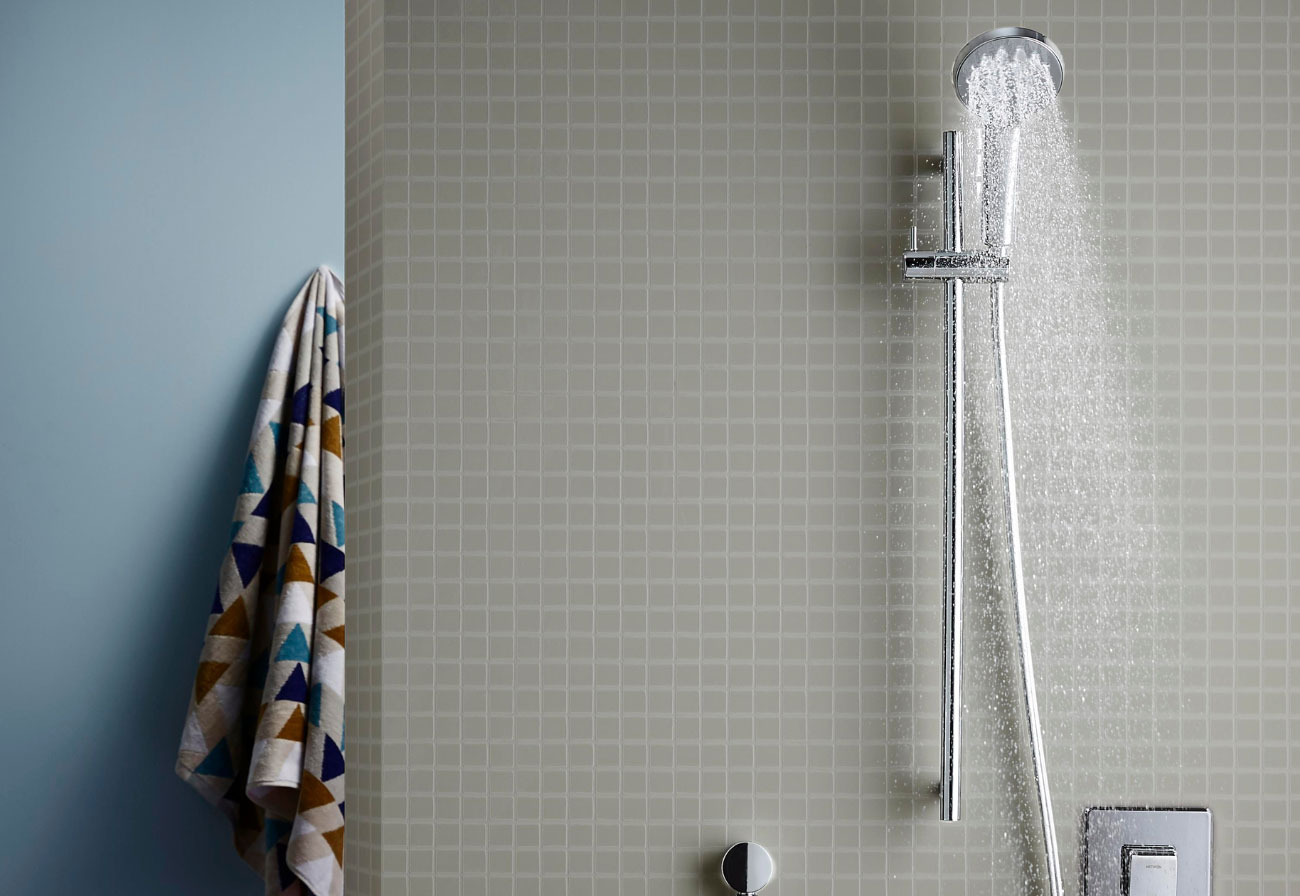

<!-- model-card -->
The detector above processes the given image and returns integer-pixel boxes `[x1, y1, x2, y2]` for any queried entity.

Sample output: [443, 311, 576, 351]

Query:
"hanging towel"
[177, 266, 346, 896]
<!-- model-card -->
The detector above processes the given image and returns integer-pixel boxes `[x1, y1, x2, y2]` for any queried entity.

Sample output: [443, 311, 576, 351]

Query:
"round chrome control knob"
[720, 841, 775, 895]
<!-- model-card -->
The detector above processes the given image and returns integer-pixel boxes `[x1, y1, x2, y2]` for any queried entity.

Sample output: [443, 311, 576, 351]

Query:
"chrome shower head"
[953, 27, 1065, 114]
[952, 28, 1065, 250]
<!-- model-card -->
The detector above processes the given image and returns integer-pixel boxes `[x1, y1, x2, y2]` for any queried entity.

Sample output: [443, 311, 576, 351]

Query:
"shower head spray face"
[953, 27, 1064, 124]
[952, 27, 1065, 249]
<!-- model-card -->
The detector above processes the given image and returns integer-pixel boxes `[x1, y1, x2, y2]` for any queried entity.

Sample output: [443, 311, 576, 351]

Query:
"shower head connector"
[952, 27, 1064, 109]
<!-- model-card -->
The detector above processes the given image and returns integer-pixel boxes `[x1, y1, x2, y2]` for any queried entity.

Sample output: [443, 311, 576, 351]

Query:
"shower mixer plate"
[1083, 807, 1212, 896]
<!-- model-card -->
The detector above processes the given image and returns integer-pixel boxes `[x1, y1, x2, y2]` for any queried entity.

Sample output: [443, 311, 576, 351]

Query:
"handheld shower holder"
[902, 249, 1009, 282]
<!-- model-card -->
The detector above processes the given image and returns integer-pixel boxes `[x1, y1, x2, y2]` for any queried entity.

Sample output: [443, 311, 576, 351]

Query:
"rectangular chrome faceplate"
[1084, 808, 1212, 896]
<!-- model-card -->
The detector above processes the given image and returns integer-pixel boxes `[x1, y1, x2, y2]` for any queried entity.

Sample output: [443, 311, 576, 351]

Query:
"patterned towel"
[177, 266, 345, 896]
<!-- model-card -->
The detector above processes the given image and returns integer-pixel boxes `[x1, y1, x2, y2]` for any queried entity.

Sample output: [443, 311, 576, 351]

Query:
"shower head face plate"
[953, 27, 1065, 109]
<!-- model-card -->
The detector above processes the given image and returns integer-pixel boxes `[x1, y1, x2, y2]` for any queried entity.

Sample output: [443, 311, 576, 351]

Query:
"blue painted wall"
[0, 2, 342, 892]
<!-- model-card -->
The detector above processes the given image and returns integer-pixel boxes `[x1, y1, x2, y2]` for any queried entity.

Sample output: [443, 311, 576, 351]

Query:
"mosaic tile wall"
[345, 2, 1299, 893]
[344, 0, 387, 890]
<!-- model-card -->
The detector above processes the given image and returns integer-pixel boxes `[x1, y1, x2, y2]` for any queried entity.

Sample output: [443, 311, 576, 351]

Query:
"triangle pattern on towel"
[297, 772, 335, 812]
[208, 597, 250, 639]
[275, 625, 311, 663]
[240, 455, 264, 494]
[194, 661, 230, 704]
[276, 705, 306, 742]
[321, 736, 344, 781]
[195, 738, 234, 778]
[176, 267, 346, 896]
[291, 511, 316, 546]
[276, 663, 309, 703]
[230, 542, 264, 587]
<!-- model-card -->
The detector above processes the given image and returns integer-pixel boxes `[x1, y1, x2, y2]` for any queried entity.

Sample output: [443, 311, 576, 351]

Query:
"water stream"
[955, 51, 1165, 895]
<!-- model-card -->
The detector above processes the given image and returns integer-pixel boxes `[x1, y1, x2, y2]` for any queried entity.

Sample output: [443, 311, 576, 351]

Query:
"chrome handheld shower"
[955, 28, 1064, 252]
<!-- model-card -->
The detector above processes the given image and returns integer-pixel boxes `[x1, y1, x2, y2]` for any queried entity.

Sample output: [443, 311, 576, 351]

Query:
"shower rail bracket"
[902, 250, 1009, 282]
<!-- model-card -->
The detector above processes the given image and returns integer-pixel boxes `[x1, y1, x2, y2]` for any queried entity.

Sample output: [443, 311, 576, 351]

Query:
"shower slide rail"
[902, 130, 1064, 896]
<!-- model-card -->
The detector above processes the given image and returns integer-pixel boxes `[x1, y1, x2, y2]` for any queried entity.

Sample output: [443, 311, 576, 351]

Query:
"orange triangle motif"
[321, 825, 345, 864]
[276, 705, 306, 742]
[315, 586, 337, 611]
[208, 597, 250, 639]
[322, 625, 345, 648]
[194, 661, 230, 703]
[298, 771, 335, 812]
[284, 544, 315, 584]
[280, 474, 300, 510]
[322, 414, 342, 459]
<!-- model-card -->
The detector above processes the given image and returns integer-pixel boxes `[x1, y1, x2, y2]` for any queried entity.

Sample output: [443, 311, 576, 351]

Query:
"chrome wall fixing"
[720, 842, 775, 896]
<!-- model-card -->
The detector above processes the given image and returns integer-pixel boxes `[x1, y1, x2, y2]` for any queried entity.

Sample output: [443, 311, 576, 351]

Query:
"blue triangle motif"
[332, 501, 345, 546]
[228, 521, 244, 544]
[275, 624, 312, 663]
[194, 738, 234, 778]
[264, 817, 291, 852]
[268, 421, 281, 443]
[321, 735, 344, 781]
[298, 480, 317, 504]
[276, 664, 309, 703]
[240, 455, 264, 494]
[309, 683, 323, 726]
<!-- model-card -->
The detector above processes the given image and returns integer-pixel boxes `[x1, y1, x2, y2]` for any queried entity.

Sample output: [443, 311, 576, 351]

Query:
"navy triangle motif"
[319, 541, 345, 582]
[209, 587, 224, 615]
[321, 735, 344, 781]
[230, 542, 263, 588]
[276, 842, 295, 890]
[251, 491, 273, 519]
[292, 384, 312, 425]
[276, 663, 309, 703]
[323, 388, 344, 419]
[291, 511, 316, 546]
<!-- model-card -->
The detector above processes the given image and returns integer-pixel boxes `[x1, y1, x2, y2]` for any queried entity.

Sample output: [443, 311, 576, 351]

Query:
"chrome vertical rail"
[991, 284, 1064, 896]
[939, 130, 964, 823]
